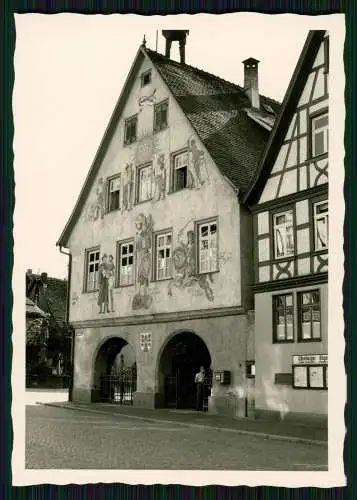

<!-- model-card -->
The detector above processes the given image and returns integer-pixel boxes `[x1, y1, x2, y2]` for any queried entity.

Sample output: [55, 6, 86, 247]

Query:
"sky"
[14, 13, 331, 279]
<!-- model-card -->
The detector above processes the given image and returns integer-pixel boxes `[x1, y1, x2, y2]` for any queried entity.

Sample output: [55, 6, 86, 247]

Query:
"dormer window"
[124, 115, 137, 145]
[141, 70, 152, 87]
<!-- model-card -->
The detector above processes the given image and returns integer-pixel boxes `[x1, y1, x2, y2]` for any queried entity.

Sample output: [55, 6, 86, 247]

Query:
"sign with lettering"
[139, 332, 152, 352]
[292, 354, 328, 365]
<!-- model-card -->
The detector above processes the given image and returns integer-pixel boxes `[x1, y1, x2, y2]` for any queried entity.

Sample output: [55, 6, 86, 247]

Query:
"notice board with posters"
[292, 354, 328, 390]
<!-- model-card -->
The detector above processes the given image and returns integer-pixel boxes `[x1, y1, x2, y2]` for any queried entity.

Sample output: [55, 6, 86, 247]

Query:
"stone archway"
[92, 337, 137, 403]
[158, 331, 212, 410]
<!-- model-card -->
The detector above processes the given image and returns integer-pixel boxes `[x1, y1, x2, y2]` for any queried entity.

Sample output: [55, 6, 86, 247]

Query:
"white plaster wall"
[67, 54, 243, 322]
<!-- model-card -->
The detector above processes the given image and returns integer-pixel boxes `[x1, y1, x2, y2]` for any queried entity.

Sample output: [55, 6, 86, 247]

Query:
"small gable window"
[107, 175, 121, 212]
[311, 112, 328, 157]
[85, 248, 100, 292]
[172, 150, 189, 191]
[154, 100, 168, 133]
[124, 115, 137, 145]
[273, 210, 294, 259]
[141, 70, 152, 87]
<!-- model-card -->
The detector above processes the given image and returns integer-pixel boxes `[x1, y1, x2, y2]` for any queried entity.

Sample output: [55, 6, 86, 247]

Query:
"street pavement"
[26, 404, 328, 470]
[25, 388, 69, 406]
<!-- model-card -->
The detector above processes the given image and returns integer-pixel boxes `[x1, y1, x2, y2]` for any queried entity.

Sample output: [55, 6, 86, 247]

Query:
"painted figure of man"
[122, 163, 134, 212]
[132, 214, 154, 310]
[168, 228, 214, 301]
[93, 178, 105, 220]
[153, 154, 166, 202]
[107, 254, 116, 313]
[188, 138, 205, 188]
[97, 254, 109, 314]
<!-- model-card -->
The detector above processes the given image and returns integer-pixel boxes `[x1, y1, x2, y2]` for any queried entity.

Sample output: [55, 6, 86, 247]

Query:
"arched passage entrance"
[92, 337, 137, 404]
[158, 332, 212, 410]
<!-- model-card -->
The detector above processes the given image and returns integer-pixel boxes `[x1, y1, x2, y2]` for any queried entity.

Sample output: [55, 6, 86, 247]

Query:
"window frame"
[170, 148, 189, 193]
[313, 199, 328, 252]
[153, 99, 169, 133]
[272, 293, 295, 343]
[136, 162, 153, 204]
[141, 70, 152, 87]
[292, 364, 328, 390]
[153, 229, 173, 281]
[272, 208, 295, 260]
[124, 114, 138, 145]
[310, 111, 328, 159]
[83, 246, 100, 293]
[297, 289, 322, 342]
[116, 239, 135, 287]
[106, 174, 121, 213]
[195, 217, 219, 275]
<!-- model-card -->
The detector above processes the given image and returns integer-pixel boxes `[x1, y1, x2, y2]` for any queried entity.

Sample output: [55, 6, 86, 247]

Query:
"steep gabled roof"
[243, 30, 326, 206]
[26, 273, 67, 326]
[145, 48, 280, 195]
[57, 43, 280, 247]
[26, 297, 47, 318]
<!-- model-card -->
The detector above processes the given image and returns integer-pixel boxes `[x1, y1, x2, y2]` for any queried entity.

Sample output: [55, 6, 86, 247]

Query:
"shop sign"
[139, 332, 152, 352]
[292, 354, 328, 365]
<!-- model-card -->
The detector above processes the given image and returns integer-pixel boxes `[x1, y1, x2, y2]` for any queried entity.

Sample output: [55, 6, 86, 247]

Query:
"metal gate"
[164, 371, 212, 411]
[100, 372, 137, 405]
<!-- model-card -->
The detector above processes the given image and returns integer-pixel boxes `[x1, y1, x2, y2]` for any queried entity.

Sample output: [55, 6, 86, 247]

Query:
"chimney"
[162, 30, 189, 64]
[242, 57, 260, 109]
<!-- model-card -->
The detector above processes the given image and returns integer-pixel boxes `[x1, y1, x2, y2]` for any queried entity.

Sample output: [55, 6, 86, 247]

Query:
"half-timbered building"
[244, 30, 329, 421]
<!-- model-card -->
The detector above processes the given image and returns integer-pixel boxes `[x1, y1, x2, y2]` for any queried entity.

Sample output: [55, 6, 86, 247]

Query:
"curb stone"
[40, 402, 328, 447]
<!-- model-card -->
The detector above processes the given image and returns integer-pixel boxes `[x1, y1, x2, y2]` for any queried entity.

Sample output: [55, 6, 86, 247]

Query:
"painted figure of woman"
[107, 254, 116, 313]
[97, 254, 109, 314]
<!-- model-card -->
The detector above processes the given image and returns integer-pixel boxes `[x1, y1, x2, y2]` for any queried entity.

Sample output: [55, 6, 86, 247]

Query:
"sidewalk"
[43, 401, 328, 446]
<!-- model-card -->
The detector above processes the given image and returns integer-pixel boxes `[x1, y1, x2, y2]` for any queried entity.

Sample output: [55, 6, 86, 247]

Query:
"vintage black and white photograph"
[12, 12, 345, 486]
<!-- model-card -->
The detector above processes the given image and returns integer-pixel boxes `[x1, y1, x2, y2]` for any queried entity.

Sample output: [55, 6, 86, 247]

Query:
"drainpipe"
[59, 245, 73, 401]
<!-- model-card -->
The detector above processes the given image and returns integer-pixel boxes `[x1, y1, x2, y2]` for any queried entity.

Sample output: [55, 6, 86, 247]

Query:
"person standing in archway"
[195, 365, 205, 411]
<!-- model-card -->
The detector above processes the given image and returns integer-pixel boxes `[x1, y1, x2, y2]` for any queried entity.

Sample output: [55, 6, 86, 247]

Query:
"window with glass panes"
[124, 115, 137, 145]
[298, 290, 321, 341]
[273, 210, 294, 259]
[85, 248, 100, 291]
[156, 232, 172, 280]
[154, 100, 168, 132]
[137, 164, 153, 202]
[273, 294, 294, 342]
[198, 221, 218, 273]
[107, 175, 121, 212]
[313, 201, 328, 250]
[172, 150, 189, 191]
[118, 241, 134, 286]
[311, 113, 328, 157]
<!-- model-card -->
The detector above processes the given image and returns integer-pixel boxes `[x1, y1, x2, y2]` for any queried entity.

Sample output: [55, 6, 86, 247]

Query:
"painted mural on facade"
[97, 253, 116, 313]
[152, 153, 167, 202]
[187, 137, 210, 189]
[122, 163, 134, 212]
[168, 221, 214, 301]
[137, 88, 157, 109]
[132, 213, 154, 310]
[87, 177, 105, 221]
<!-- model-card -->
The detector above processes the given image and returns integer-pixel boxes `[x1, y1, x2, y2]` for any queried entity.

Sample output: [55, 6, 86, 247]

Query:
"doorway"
[92, 337, 137, 404]
[159, 332, 212, 410]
